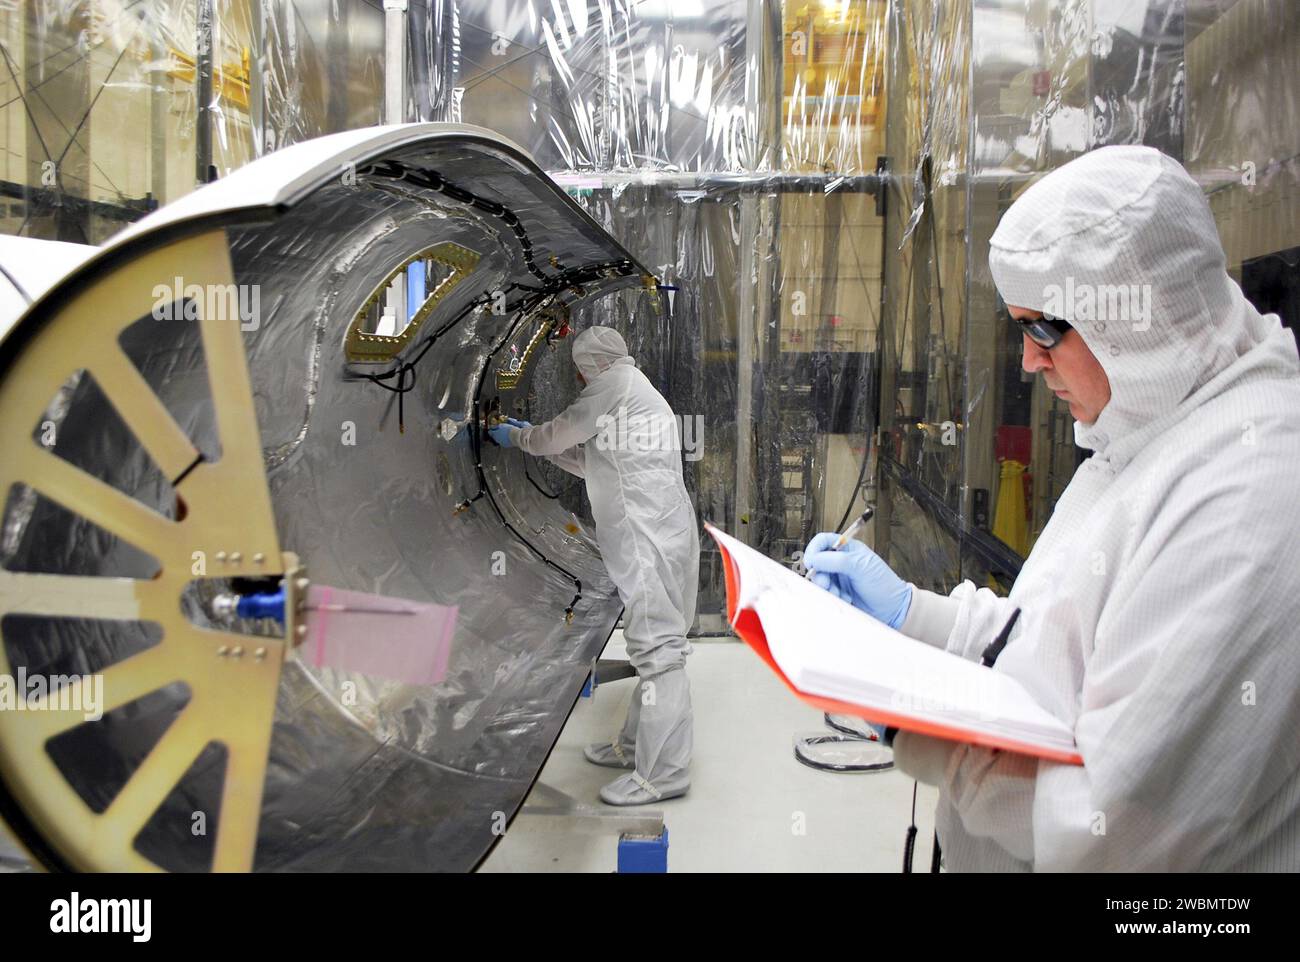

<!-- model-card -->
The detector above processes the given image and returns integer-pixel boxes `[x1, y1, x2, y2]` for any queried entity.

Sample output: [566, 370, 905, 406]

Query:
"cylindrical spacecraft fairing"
[0, 124, 652, 871]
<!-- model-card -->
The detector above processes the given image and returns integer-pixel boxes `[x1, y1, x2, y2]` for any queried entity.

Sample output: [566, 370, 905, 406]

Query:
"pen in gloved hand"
[804, 506, 875, 579]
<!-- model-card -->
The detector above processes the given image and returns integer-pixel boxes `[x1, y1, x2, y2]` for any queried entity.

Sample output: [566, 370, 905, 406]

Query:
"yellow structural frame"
[344, 242, 480, 363]
[0, 229, 289, 872]
[495, 312, 560, 391]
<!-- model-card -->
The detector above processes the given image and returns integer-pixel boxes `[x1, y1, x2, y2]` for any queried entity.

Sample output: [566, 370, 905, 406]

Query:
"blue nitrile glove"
[504, 417, 532, 429]
[802, 533, 912, 630]
[488, 423, 517, 447]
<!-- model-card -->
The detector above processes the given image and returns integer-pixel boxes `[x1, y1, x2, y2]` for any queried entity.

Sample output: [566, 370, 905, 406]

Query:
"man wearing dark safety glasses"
[1008, 306, 1112, 424]
[802, 144, 1300, 871]
[1014, 308, 1071, 348]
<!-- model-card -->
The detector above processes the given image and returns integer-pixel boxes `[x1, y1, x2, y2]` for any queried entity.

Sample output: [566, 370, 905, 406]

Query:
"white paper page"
[711, 525, 1074, 750]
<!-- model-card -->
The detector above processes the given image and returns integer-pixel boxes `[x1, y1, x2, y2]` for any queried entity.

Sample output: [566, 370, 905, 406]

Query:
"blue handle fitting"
[236, 587, 286, 623]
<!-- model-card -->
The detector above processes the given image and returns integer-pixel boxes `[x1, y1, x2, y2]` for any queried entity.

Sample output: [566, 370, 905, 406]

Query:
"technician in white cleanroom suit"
[803, 145, 1300, 870]
[490, 326, 700, 806]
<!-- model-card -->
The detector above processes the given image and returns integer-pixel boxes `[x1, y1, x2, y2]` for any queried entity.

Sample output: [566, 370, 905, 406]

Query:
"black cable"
[170, 452, 205, 488]
[833, 432, 875, 534]
[476, 475, 583, 619]
[363, 161, 638, 288]
[981, 607, 1022, 667]
[463, 296, 586, 621]
[903, 781, 919, 873]
[361, 360, 418, 433]
[819, 182, 885, 537]
[354, 275, 565, 433]
[823, 216, 891, 536]
[524, 459, 562, 500]
[832, 198, 917, 542]
[0, 261, 32, 306]
[355, 286, 519, 433]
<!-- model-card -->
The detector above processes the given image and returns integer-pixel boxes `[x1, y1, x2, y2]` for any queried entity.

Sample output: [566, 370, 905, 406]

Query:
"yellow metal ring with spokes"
[0, 229, 289, 871]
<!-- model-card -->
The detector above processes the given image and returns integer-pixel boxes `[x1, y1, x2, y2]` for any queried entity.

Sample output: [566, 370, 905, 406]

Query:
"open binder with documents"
[707, 523, 1083, 765]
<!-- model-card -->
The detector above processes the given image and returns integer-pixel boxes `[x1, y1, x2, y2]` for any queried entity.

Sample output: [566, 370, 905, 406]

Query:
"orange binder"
[709, 524, 1084, 766]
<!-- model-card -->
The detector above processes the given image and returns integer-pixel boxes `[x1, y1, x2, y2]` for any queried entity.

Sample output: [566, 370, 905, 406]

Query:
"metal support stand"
[595, 658, 637, 687]
[580, 657, 638, 697]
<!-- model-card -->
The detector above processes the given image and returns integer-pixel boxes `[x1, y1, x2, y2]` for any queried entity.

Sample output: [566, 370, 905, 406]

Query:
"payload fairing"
[0, 124, 652, 871]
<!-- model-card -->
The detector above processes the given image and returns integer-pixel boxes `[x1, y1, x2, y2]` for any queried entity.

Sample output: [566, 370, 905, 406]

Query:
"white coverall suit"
[892, 145, 1300, 870]
[506, 326, 699, 805]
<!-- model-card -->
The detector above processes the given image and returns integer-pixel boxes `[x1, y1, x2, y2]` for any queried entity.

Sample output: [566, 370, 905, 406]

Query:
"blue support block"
[617, 828, 668, 874]
[580, 673, 593, 698]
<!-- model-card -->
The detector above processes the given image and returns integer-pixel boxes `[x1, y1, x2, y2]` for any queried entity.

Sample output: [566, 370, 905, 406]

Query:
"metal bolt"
[230, 551, 242, 563]
[295, 577, 309, 593]
[215, 551, 227, 562]
[217, 645, 229, 657]
[295, 624, 308, 639]
[253, 552, 266, 564]
[232, 646, 244, 658]
[254, 647, 267, 661]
